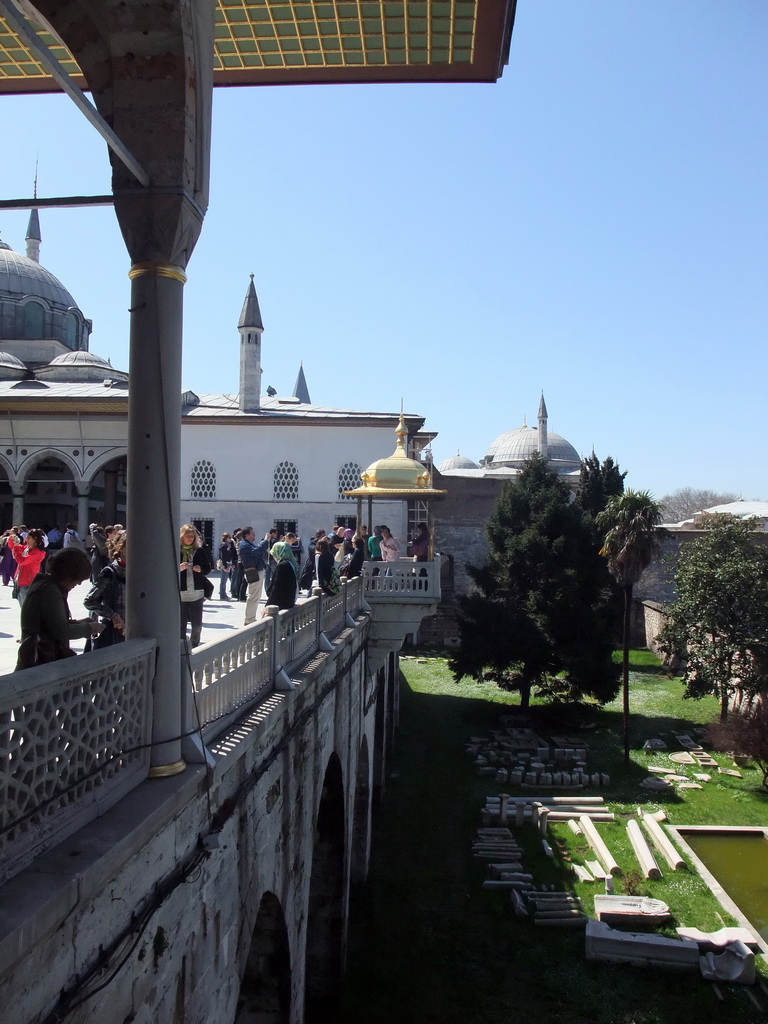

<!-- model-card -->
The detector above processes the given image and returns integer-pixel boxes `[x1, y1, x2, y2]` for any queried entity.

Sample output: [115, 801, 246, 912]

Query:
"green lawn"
[339, 652, 768, 1024]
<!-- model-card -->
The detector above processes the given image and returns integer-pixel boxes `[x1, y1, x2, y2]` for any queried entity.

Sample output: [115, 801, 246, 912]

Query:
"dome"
[36, 349, 128, 383]
[347, 415, 435, 494]
[48, 351, 111, 368]
[485, 425, 580, 470]
[438, 452, 479, 472]
[0, 351, 28, 381]
[0, 231, 91, 355]
[0, 246, 79, 311]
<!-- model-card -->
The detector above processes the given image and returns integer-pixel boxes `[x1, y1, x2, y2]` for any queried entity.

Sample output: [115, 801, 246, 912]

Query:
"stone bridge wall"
[0, 614, 396, 1024]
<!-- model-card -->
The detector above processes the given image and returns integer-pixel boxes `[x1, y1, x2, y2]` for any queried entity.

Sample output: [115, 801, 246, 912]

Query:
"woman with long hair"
[84, 529, 127, 648]
[313, 536, 335, 593]
[11, 527, 46, 606]
[179, 524, 212, 648]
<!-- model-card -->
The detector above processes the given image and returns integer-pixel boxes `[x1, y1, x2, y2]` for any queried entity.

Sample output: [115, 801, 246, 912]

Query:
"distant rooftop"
[663, 500, 768, 531]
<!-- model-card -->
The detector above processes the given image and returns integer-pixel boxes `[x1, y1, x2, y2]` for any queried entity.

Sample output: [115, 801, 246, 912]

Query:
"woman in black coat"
[314, 538, 338, 595]
[265, 541, 298, 611]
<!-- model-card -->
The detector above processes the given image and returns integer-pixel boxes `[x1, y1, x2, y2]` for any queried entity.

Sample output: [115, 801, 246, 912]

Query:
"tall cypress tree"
[450, 455, 619, 708]
[577, 453, 626, 519]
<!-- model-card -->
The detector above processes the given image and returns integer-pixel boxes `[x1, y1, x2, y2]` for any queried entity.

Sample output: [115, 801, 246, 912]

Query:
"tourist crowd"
[6, 519, 430, 668]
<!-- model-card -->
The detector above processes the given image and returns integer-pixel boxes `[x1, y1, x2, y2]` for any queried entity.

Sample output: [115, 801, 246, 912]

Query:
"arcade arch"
[304, 753, 345, 1023]
[350, 737, 370, 884]
[234, 891, 291, 1024]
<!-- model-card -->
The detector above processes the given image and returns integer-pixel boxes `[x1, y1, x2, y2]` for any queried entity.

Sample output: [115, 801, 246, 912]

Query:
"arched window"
[273, 461, 299, 501]
[65, 311, 81, 349]
[23, 301, 44, 339]
[190, 459, 216, 499]
[338, 462, 362, 500]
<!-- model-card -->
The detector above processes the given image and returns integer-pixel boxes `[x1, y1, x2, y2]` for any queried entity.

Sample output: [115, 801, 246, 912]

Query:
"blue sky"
[2, 1, 767, 499]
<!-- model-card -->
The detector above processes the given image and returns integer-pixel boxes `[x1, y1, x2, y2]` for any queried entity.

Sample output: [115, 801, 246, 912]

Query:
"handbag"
[244, 567, 260, 584]
[17, 632, 76, 670]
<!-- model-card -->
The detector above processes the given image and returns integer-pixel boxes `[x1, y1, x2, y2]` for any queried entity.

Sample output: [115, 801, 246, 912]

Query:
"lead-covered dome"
[0, 351, 28, 381]
[0, 236, 91, 353]
[438, 452, 479, 472]
[36, 350, 127, 383]
[485, 425, 579, 467]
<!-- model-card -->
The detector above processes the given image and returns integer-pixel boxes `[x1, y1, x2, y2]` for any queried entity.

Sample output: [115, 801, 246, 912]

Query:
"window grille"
[338, 461, 362, 500]
[273, 461, 299, 501]
[190, 459, 216, 499]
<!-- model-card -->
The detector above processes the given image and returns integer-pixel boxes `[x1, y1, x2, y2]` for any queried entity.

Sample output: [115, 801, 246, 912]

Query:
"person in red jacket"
[11, 528, 46, 606]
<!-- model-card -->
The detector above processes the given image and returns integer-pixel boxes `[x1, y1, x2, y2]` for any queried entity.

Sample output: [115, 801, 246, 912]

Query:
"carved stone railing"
[362, 558, 441, 601]
[187, 575, 367, 743]
[0, 638, 156, 887]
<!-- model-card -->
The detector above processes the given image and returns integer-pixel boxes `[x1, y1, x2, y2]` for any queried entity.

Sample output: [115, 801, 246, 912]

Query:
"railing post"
[313, 586, 323, 640]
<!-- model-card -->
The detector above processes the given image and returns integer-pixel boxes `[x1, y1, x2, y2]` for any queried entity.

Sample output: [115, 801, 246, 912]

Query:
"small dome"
[438, 452, 479, 472]
[48, 351, 111, 368]
[36, 349, 128, 383]
[0, 350, 28, 381]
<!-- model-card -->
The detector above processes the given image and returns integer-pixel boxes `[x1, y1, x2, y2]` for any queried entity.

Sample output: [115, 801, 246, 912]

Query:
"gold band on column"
[148, 759, 187, 778]
[129, 261, 187, 284]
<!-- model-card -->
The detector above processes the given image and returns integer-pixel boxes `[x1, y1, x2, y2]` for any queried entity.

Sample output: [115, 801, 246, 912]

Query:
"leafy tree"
[597, 491, 664, 764]
[708, 701, 768, 789]
[449, 455, 619, 709]
[577, 453, 626, 519]
[657, 516, 768, 721]
[659, 487, 738, 524]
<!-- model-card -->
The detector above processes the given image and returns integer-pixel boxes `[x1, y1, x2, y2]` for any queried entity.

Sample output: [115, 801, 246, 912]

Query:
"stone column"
[77, 489, 90, 535]
[104, 466, 118, 524]
[12, 491, 24, 527]
[126, 263, 187, 774]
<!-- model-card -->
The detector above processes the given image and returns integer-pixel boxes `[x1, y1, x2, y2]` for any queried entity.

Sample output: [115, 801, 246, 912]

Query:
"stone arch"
[18, 452, 81, 530]
[0, 458, 13, 530]
[84, 448, 129, 482]
[350, 736, 371, 884]
[235, 891, 291, 1024]
[87, 455, 127, 525]
[304, 752, 345, 1023]
[17, 449, 82, 490]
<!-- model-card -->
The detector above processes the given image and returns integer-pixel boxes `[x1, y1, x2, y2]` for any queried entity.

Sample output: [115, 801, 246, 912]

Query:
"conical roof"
[293, 362, 311, 403]
[238, 274, 264, 330]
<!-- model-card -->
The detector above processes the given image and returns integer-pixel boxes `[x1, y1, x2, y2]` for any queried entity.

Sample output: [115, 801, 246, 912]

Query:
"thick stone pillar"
[77, 489, 90, 536]
[126, 263, 187, 771]
[12, 491, 24, 527]
[104, 467, 118, 524]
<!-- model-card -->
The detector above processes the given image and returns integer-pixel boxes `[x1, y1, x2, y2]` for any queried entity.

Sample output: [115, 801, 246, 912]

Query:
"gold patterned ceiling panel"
[0, 1, 514, 93]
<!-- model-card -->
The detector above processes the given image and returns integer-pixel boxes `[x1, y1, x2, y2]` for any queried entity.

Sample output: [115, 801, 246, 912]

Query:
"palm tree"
[597, 491, 664, 765]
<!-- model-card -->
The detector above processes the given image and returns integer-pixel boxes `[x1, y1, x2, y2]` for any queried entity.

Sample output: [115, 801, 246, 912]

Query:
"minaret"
[537, 392, 548, 460]
[25, 208, 41, 263]
[293, 362, 311, 404]
[238, 274, 264, 413]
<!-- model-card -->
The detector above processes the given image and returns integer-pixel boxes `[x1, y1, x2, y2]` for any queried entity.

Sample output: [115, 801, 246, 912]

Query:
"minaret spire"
[537, 391, 548, 460]
[293, 362, 311, 404]
[238, 274, 264, 413]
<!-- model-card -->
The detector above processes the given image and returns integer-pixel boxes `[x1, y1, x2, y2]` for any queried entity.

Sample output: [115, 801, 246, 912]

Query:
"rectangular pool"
[670, 826, 768, 951]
